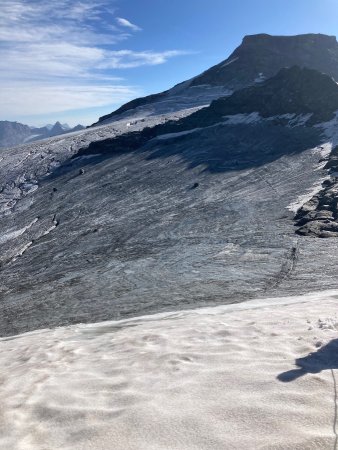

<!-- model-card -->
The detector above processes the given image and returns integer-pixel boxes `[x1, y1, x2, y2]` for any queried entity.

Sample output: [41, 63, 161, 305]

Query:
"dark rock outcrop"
[209, 66, 338, 125]
[295, 147, 338, 237]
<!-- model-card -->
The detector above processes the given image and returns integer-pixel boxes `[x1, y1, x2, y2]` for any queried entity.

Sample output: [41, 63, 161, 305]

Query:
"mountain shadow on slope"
[159, 66, 338, 131]
[107, 66, 338, 140]
[69, 67, 330, 175]
[67, 122, 320, 176]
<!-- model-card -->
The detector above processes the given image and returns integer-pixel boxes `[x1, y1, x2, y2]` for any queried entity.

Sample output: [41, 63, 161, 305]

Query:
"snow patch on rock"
[223, 112, 261, 124]
[254, 72, 265, 83]
[221, 57, 239, 68]
[0, 218, 38, 244]
[287, 178, 328, 213]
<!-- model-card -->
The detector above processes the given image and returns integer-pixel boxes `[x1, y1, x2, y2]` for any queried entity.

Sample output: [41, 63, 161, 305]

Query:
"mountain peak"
[49, 121, 65, 135]
[190, 33, 338, 89]
[241, 33, 337, 46]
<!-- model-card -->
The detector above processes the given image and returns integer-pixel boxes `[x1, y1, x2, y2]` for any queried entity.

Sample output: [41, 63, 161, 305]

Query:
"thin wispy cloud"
[0, 0, 188, 121]
[116, 17, 142, 32]
[100, 50, 189, 69]
[1, 83, 138, 117]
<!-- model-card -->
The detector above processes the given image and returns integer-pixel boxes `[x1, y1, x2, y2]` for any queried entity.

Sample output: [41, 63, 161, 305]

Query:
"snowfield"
[1, 290, 338, 449]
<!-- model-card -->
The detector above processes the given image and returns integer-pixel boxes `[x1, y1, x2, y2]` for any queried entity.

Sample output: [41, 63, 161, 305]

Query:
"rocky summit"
[1, 34, 338, 337]
[190, 33, 338, 88]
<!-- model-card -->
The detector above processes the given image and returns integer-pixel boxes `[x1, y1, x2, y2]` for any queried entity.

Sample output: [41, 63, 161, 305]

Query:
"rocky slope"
[1, 34, 338, 337]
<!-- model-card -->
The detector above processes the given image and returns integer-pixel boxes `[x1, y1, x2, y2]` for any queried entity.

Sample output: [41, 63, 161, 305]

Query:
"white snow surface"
[312, 142, 333, 159]
[285, 113, 338, 212]
[286, 140, 334, 212]
[152, 117, 262, 142]
[221, 57, 239, 68]
[266, 113, 313, 127]
[154, 128, 202, 140]
[223, 112, 262, 124]
[23, 134, 42, 143]
[0, 218, 38, 244]
[1, 290, 338, 449]
[287, 178, 327, 213]
[317, 110, 338, 145]
[288, 113, 313, 127]
[254, 72, 266, 83]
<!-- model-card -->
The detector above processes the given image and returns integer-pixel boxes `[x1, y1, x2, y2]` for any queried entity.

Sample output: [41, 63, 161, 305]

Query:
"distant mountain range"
[0, 121, 85, 149]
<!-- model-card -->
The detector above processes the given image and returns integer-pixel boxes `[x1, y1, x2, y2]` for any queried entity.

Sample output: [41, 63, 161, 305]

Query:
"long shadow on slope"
[64, 122, 322, 178]
[278, 339, 338, 382]
[144, 122, 322, 173]
[46, 153, 106, 181]
[60, 65, 338, 177]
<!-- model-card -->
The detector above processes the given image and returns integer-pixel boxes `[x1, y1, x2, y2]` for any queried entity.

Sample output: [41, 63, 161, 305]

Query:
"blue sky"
[1, 0, 338, 126]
